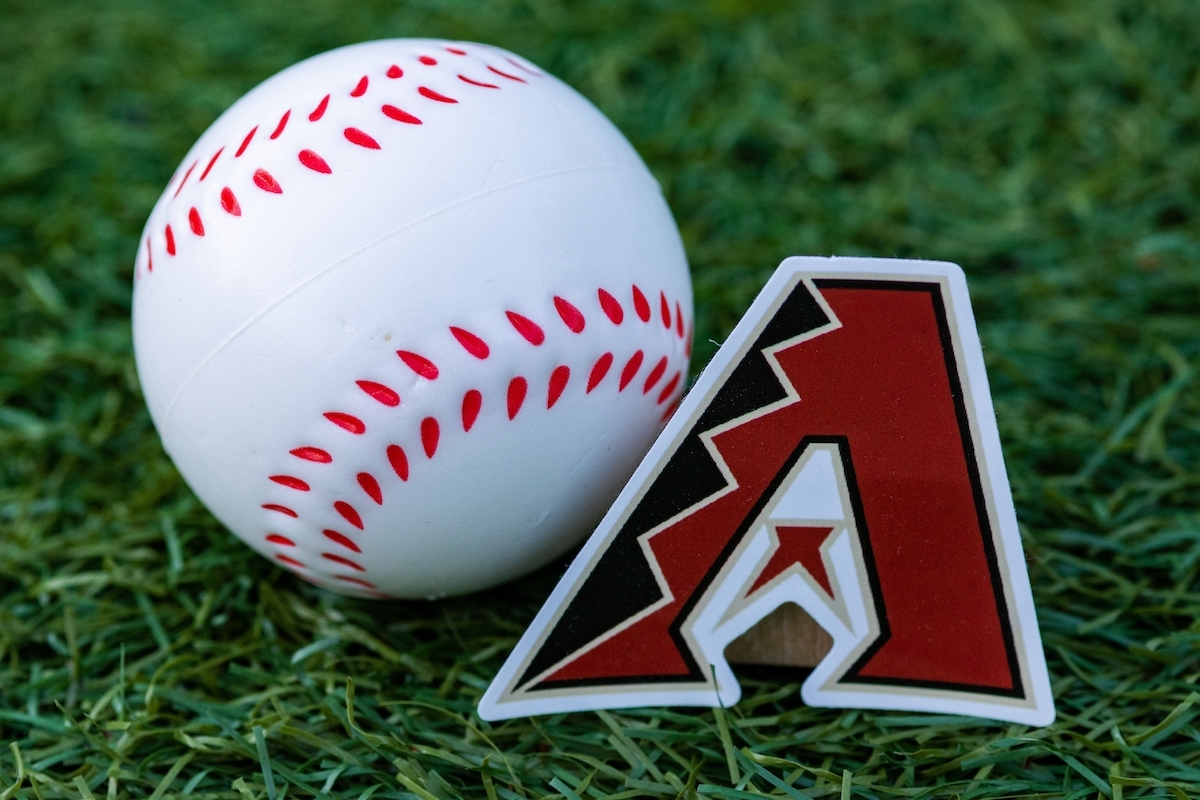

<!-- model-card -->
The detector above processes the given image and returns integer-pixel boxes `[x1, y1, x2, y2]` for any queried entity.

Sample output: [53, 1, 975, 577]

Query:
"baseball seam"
[261, 282, 692, 595]
[137, 42, 543, 278]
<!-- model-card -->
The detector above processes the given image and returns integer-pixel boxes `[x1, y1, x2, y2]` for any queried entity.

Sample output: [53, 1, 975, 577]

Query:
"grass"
[2, 0, 1200, 797]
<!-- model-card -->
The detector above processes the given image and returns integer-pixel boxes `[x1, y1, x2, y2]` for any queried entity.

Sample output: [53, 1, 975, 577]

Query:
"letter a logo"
[480, 257, 1054, 726]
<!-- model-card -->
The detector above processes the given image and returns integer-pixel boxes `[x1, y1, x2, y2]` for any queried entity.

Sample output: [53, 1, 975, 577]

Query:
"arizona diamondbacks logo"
[480, 257, 1054, 725]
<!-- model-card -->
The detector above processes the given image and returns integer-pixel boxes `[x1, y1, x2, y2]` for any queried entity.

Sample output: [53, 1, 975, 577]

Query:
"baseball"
[132, 39, 692, 599]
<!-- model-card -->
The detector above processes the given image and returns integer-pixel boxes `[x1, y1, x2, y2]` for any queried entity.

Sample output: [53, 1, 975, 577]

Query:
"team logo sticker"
[479, 257, 1054, 726]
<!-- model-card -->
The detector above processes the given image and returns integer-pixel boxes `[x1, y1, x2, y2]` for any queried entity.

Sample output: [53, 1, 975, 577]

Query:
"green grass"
[3, 0, 1200, 797]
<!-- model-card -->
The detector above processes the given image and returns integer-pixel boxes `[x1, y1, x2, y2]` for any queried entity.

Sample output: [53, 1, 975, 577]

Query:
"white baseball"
[132, 39, 692, 599]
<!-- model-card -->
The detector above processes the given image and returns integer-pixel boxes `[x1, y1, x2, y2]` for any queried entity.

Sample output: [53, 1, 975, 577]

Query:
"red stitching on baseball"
[587, 353, 614, 393]
[322, 552, 365, 571]
[325, 412, 366, 434]
[291, 446, 332, 463]
[236, 126, 258, 157]
[643, 356, 668, 394]
[344, 127, 381, 149]
[506, 311, 545, 345]
[462, 389, 482, 431]
[335, 500, 364, 529]
[299, 149, 332, 173]
[387, 444, 409, 481]
[252, 278, 691, 586]
[185, 51, 694, 586]
[165, 225, 176, 256]
[507, 377, 527, 419]
[200, 147, 224, 181]
[598, 289, 624, 324]
[459, 75, 500, 89]
[145, 237, 153, 272]
[419, 56, 437, 65]
[419, 86, 457, 103]
[547, 366, 570, 409]
[358, 472, 383, 504]
[254, 169, 282, 193]
[172, 160, 198, 198]
[270, 475, 310, 491]
[450, 326, 490, 359]
[220, 187, 242, 216]
[324, 529, 361, 552]
[554, 296, 585, 333]
[382, 104, 422, 124]
[632, 285, 650, 321]
[658, 371, 681, 404]
[488, 65, 526, 83]
[507, 56, 541, 76]
[270, 110, 291, 139]
[309, 94, 330, 121]
[397, 350, 439, 379]
[619, 351, 644, 391]
[188, 207, 205, 236]
[277, 554, 305, 568]
[357, 380, 400, 406]
[421, 417, 440, 457]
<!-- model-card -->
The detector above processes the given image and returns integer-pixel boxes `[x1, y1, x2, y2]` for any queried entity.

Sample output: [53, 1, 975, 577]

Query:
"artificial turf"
[3, 0, 1200, 797]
